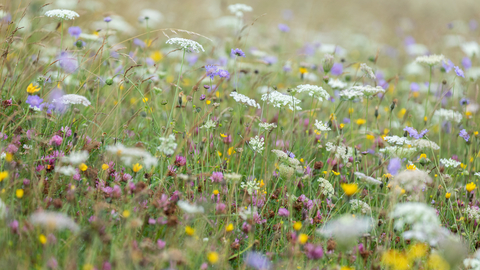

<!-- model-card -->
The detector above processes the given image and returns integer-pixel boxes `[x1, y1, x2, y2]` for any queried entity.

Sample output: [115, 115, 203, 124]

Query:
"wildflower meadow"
[3, 0, 480, 269]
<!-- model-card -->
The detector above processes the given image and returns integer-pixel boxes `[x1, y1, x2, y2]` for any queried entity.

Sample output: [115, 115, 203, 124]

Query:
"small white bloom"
[317, 178, 334, 198]
[415, 54, 445, 66]
[411, 139, 440, 150]
[348, 85, 385, 97]
[350, 199, 371, 214]
[107, 143, 158, 169]
[360, 63, 376, 80]
[292, 84, 330, 102]
[45, 9, 79, 20]
[61, 151, 89, 165]
[261, 90, 302, 111]
[440, 158, 461, 168]
[54, 94, 91, 107]
[30, 211, 80, 232]
[230, 92, 261, 109]
[314, 120, 331, 132]
[166, 38, 204, 53]
[224, 173, 242, 181]
[317, 215, 372, 250]
[238, 206, 258, 220]
[384, 135, 412, 146]
[433, 108, 463, 123]
[56, 166, 77, 176]
[259, 122, 277, 132]
[354, 172, 382, 185]
[228, 3, 252, 17]
[249, 135, 264, 153]
[461, 41, 480, 57]
[200, 119, 216, 129]
[328, 78, 348, 89]
[177, 200, 204, 214]
[157, 134, 177, 156]
[379, 146, 417, 159]
[0, 198, 7, 219]
[240, 180, 260, 195]
[339, 89, 364, 100]
[325, 142, 354, 163]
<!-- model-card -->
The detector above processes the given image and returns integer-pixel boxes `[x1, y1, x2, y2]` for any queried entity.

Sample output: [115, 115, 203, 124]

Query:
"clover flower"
[165, 38, 204, 53]
[45, 9, 79, 20]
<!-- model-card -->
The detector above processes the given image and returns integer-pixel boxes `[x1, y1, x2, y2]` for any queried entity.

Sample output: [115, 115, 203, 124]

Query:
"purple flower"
[404, 126, 428, 139]
[217, 69, 230, 79]
[459, 129, 470, 142]
[304, 243, 323, 260]
[174, 155, 186, 166]
[388, 158, 402, 175]
[278, 23, 290, 32]
[442, 59, 454, 73]
[205, 65, 218, 79]
[286, 151, 295, 158]
[462, 57, 472, 69]
[200, 94, 206, 101]
[330, 63, 343, 76]
[26, 95, 43, 110]
[263, 56, 278, 65]
[278, 207, 289, 217]
[454, 66, 465, 78]
[49, 135, 63, 146]
[133, 38, 146, 48]
[343, 117, 351, 124]
[244, 252, 271, 270]
[231, 48, 246, 57]
[58, 52, 78, 73]
[410, 82, 420, 92]
[210, 171, 224, 183]
[157, 239, 166, 249]
[104, 17, 112, 23]
[404, 36, 416, 46]
[68, 26, 82, 39]
[460, 98, 470, 106]
[187, 54, 198, 66]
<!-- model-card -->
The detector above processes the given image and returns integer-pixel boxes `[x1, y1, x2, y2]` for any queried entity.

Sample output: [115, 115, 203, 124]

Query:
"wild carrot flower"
[230, 92, 261, 108]
[228, 3, 252, 17]
[54, 94, 90, 106]
[317, 215, 372, 250]
[165, 38, 204, 53]
[261, 90, 302, 110]
[177, 201, 204, 214]
[157, 134, 177, 156]
[61, 151, 88, 165]
[314, 120, 331, 131]
[249, 136, 264, 153]
[30, 211, 80, 232]
[415, 54, 445, 66]
[292, 84, 330, 102]
[44, 9, 79, 20]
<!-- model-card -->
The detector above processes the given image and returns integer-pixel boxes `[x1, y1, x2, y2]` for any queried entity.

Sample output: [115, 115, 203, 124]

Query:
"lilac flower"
[199, 94, 206, 101]
[263, 56, 278, 65]
[104, 17, 112, 23]
[304, 243, 323, 260]
[442, 59, 454, 73]
[26, 95, 44, 110]
[404, 126, 428, 139]
[343, 117, 351, 124]
[286, 151, 295, 158]
[278, 23, 290, 32]
[330, 63, 343, 76]
[68, 26, 82, 39]
[210, 171, 224, 183]
[49, 135, 63, 146]
[133, 38, 146, 48]
[157, 239, 166, 249]
[404, 36, 415, 46]
[388, 158, 402, 175]
[244, 252, 271, 270]
[454, 66, 465, 78]
[58, 52, 78, 73]
[459, 129, 470, 142]
[217, 69, 230, 79]
[462, 57, 472, 69]
[460, 98, 470, 106]
[410, 82, 420, 92]
[231, 48, 246, 57]
[205, 65, 218, 79]
[187, 54, 198, 66]
[278, 207, 289, 217]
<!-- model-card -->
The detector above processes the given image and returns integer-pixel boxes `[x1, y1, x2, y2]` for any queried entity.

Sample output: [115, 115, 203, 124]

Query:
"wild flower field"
[2, 1, 480, 269]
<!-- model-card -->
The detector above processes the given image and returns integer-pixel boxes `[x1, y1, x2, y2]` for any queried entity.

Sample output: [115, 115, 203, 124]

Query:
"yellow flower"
[213, 190, 219, 195]
[293, 221, 302, 231]
[348, 108, 354, 114]
[355, 119, 366, 125]
[461, 163, 467, 169]
[299, 67, 308, 74]
[339, 123, 345, 129]
[340, 267, 354, 270]
[0, 171, 8, 181]
[217, 151, 222, 157]
[228, 147, 235, 156]
[298, 233, 308, 244]
[122, 210, 130, 218]
[5, 153, 13, 162]
[445, 192, 451, 199]
[332, 170, 340, 176]
[407, 243, 428, 261]
[381, 250, 409, 270]
[220, 133, 227, 138]
[423, 116, 428, 121]
[150, 51, 163, 62]
[39, 234, 47, 244]
[16, 189, 24, 198]
[206, 100, 211, 105]
[207, 252, 219, 264]
[398, 108, 407, 118]
[102, 164, 109, 170]
[185, 226, 195, 236]
[133, 163, 143, 173]
[226, 223, 234, 232]
[142, 97, 148, 103]
[406, 164, 416, 170]
[79, 163, 88, 171]
[27, 83, 41, 94]
[419, 153, 427, 160]
[341, 183, 358, 196]
[466, 182, 476, 193]
[427, 253, 450, 270]
[366, 134, 375, 141]
[383, 173, 393, 179]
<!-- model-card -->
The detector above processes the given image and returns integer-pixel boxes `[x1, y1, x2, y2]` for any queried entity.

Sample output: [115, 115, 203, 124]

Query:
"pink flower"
[278, 207, 290, 217]
[49, 135, 63, 146]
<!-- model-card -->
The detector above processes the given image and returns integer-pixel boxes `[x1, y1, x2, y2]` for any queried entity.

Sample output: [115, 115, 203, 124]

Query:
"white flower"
[56, 166, 77, 176]
[249, 135, 264, 153]
[391, 169, 432, 194]
[360, 63, 376, 80]
[165, 38, 204, 53]
[54, 94, 91, 106]
[292, 84, 330, 102]
[348, 85, 385, 97]
[45, 9, 79, 20]
[328, 78, 348, 89]
[411, 139, 440, 150]
[354, 172, 382, 186]
[339, 89, 364, 100]
[317, 178, 334, 198]
[61, 151, 88, 165]
[230, 92, 261, 109]
[107, 143, 158, 169]
[228, 3, 252, 17]
[475, 172, 480, 177]
[464, 206, 480, 221]
[461, 41, 480, 57]
[440, 158, 461, 168]
[415, 54, 445, 66]
[238, 206, 258, 220]
[138, 9, 164, 27]
[30, 211, 80, 232]
[224, 173, 242, 181]
[259, 122, 277, 132]
[463, 258, 480, 270]
[271, 149, 289, 159]
[379, 146, 417, 159]
[240, 180, 260, 195]
[433, 108, 463, 123]
[0, 198, 6, 219]
[325, 142, 354, 163]
[384, 135, 412, 146]
[200, 119, 216, 129]
[177, 200, 204, 214]
[0, 152, 6, 159]
[261, 90, 302, 111]
[350, 199, 371, 214]
[157, 134, 177, 156]
[314, 120, 331, 131]
[317, 215, 372, 250]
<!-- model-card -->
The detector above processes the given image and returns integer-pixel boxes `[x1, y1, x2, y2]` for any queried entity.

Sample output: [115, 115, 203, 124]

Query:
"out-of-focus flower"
[45, 9, 79, 20]
[30, 211, 80, 232]
[177, 200, 204, 214]
[317, 215, 371, 250]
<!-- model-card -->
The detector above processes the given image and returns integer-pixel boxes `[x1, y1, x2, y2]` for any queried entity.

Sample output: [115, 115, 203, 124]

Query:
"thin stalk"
[166, 49, 186, 135]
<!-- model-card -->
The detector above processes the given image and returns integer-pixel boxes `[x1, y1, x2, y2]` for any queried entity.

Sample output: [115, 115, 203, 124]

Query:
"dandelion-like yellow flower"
[355, 119, 366, 125]
[299, 67, 308, 74]
[16, 189, 24, 198]
[298, 233, 308, 244]
[5, 153, 13, 162]
[226, 223, 234, 232]
[407, 243, 428, 261]
[341, 183, 358, 196]
[339, 123, 345, 129]
[206, 100, 211, 105]
[39, 234, 47, 245]
[150, 51, 163, 62]
[406, 164, 416, 170]
[466, 182, 476, 193]
[185, 226, 195, 236]
[213, 190, 219, 195]
[0, 171, 8, 181]
[102, 164, 109, 170]
[332, 170, 340, 176]
[383, 173, 393, 179]
[445, 192, 451, 199]
[122, 210, 130, 218]
[293, 221, 302, 231]
[419, 153, 427, 160]
[207, 252, 219, 264]
[27, 83, 41, 94]
[133, 163, 143, 172]
[79, 163, 88, 171]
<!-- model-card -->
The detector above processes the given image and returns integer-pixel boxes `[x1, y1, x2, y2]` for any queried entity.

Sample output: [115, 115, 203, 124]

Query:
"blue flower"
[442, 59, 454, 73]
[231, 48, 246, 57]
[26, 95, 44, 110]
[459, 129, 470, 142]
[205, 65, 218, 80]
[278, 23, 290, 32]
[68, 26, 82, 39]
[388, 158, 402, 175]
[404, 126, 428, 139]
[454, 66, 465, 78]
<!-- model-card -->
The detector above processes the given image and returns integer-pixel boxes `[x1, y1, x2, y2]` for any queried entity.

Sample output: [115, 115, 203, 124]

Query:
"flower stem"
[166, 49, 186, 135]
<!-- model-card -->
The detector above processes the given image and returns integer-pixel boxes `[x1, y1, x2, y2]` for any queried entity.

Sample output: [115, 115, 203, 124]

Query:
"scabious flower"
[278, 23, 290, 32]
[244, 252, 271, 270]
[331, 63, 343, 76]
[454, 66, 465, 78]
[68, 26, 81, 39]
[403, 126, 428, 139]
[165, 38, 204, 53]
[26, 95, 44, 110]
[459, 129, 470, 142]
[205, 65, 218, 79]
[317, 215, 371, 251]
[44, 9, 79, 20]
[157, 134, 177, 156]
[231, 48, 246, 57]
[388, 158, 402, 175]
[230, 92, 260, 108]
[104, 17, 112, 22]
[57, 52, 78, 73]
[217, 69, 230, 79]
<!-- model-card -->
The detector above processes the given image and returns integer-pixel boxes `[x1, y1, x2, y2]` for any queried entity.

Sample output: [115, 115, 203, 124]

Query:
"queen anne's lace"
[230, 92, 260, 109]
[415, 54, 445, 66]
[54, 94, 91, 106]
[45, 9, 79, 20]
[261, 90, 301, 111]
[166, 38, 204, 53]
[293, 84, 330, 102]
[433, 108, 463, 123]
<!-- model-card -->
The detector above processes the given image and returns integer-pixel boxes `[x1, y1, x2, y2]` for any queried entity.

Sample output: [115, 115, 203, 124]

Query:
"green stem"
[424, 66, 432, 123]
[166, 49, 186, 135]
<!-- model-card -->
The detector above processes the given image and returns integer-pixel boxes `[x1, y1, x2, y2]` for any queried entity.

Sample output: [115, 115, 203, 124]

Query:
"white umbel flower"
[328, 78, 348, 89]
[348, 85, 385, 97]
[177, 201, 204, 214]
[354, 172, 382, 185]
[464, 205, 480, 221]
[61, 151, 88, 165]
[261, 90, 302, 111]
[107, 143, 158, 169]
[440, 158, 461, 168]
[30, 211, 80, 232]
[230, 92, 261, 109]
[463, 258, 480, 270]
[224, 173, 242, 181]
[249, 135, 264, 153]
[317, 178, 334, 198]
[339, 89, 364, 100]
[360, 63, 376, 80]
[259, 122, 277, 132]
[317, 215, 372, 250]
[240, 180, 260, 195]
[325, 142, 354, 163]
[415, 54, 445, 66]
[384, 135, 412, 146]
[433, 108, 463, 123]
[166, 38, 204, 53]
[228, 3, 252, 17]
[293, 84, 330, 102]
[54, 94, 91, 106]
[350, 199, 371, 214]
[314, 120, 331, 131]
[412, 139, 440, 150]
[379, 146, 417, 159]
[45, 9, 79, 20]
[0, 198, 6, 219]
[56, 166, 77, 176]
[391, 169, 432, 193]
[157, 134, 177, 156]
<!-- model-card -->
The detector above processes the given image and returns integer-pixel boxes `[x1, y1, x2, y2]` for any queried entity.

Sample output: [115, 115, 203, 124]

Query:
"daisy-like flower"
[415, 54, 445, 66]
[249, 135, 264, 153]
[228, 3, 253, 17]
[354, 172, 382, 186]
[348, 85, 385, 98]
[360, 63, 376, 80]
[261, 90, 302, 111]
[27, 83, 41, 94]
[53, 94, 91, 107]
[433, 109, 463, 123]
[317, 215, 372, 251]
[177, 201, 204, 214]
[440, 158, 461, 168]
[165, 38, 204, 53]
[45, 9, 79, 20]
[30, 211, 80, 232]
[230, 92, 260, 109]
[292, 84, 330, 102]
[157, 134, 178, 156]
[314, 120, 331, 131]
[61, 151, 89, 165]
